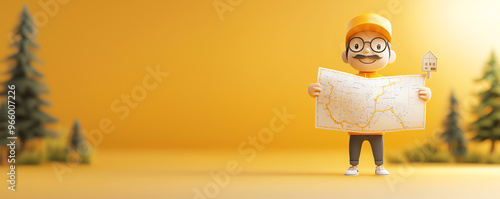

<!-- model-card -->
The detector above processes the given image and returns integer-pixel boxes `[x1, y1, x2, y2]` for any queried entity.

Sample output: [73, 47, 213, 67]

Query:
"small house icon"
[422, 51, 437, 72]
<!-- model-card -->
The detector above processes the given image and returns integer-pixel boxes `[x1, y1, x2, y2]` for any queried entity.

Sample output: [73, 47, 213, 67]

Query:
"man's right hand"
[308, 83, 322, 97]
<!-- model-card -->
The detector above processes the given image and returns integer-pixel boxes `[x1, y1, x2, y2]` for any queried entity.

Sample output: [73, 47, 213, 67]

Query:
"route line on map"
[325, 78, 406, 131]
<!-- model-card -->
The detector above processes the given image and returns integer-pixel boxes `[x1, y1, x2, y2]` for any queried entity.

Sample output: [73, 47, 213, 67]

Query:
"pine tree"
[0, 102, 10, 165]
[471, 51, 500, 154]
[70, 119, 83, 150]
[0, 5, 57, 152]
[0, 102, 8, 144]
[441, 92, 467, 160]
[68, 119, 91, 164]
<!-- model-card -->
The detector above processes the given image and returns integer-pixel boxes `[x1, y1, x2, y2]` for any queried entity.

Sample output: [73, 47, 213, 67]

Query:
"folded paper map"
[315, 67, 426, 133]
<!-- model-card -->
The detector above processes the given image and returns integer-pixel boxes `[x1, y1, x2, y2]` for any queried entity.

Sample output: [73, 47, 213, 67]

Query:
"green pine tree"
[1, 5, 57, 152]
[0, 102, 9, 145]
[68, 119, 91, 164]
[471, 51, 500, 154]
[70, 119, 83, 150]
[0, 102, 10, 165]
[441, 92, 467, 161]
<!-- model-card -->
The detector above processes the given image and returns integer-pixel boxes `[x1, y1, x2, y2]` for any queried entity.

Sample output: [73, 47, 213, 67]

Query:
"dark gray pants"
[349, 135, 384, 166]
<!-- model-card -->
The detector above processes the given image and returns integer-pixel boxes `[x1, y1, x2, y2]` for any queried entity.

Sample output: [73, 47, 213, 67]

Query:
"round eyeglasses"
[348, 37, 388, 53]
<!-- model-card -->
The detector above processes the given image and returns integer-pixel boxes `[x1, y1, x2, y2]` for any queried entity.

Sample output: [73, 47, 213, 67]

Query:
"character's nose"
[362, 43, 371, 53]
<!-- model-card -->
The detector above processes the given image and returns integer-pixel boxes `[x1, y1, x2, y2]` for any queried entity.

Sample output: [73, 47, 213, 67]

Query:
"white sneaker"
[375, 166, 389, 176]
[344, 166, 359, 176]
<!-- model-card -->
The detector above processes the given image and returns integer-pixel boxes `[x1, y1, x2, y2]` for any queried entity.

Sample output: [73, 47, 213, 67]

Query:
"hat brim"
[345, 23, 392, 47]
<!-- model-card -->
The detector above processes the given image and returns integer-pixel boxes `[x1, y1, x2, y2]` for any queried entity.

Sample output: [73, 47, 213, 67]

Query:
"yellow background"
[3, 1, 500, 198]
[0, 0, 498, 151]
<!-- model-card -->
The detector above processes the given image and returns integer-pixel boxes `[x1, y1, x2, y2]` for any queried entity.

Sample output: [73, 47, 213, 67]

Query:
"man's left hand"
[418, 87, 431, 102]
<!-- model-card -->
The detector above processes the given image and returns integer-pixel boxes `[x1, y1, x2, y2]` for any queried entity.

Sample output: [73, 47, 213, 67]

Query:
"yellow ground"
[1, 149, 499, 199]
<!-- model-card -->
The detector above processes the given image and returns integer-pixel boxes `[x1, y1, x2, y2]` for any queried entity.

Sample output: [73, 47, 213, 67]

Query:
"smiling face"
[342, 31, 396, 72]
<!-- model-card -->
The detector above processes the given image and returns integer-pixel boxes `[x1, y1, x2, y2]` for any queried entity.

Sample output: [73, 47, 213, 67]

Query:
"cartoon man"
[308, 13, 431, 176]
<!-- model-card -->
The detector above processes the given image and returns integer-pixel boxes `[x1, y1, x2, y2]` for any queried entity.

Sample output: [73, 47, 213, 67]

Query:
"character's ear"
[342, 51, 348, 63]
[388, 50, 396, 64]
